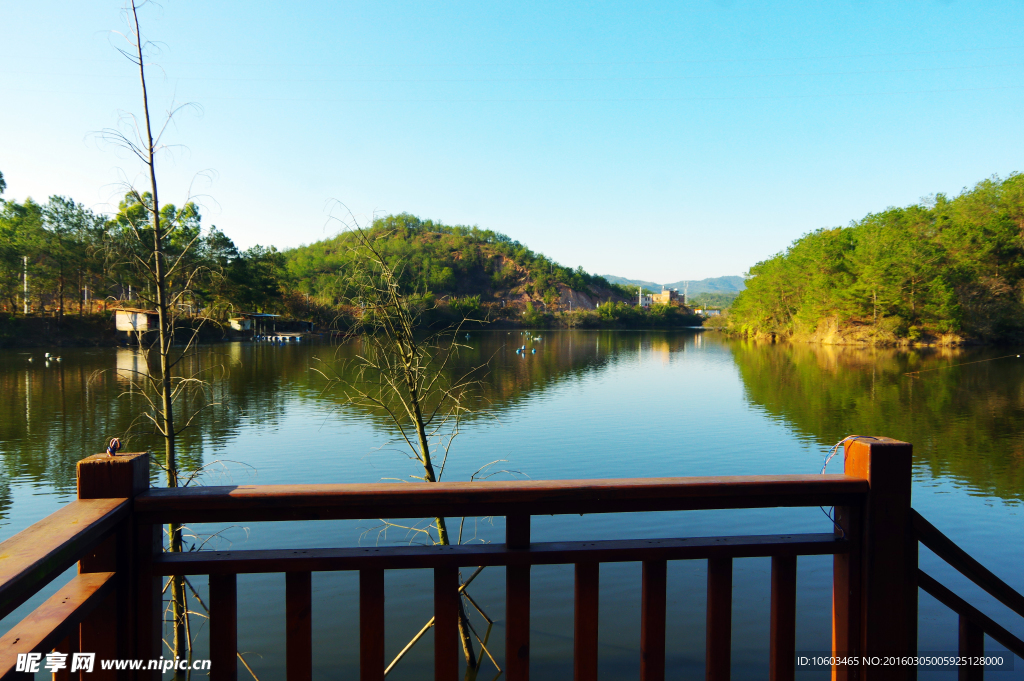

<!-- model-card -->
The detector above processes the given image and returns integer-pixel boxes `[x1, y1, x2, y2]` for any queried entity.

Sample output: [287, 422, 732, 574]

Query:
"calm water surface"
[1, 330, 1022, 679]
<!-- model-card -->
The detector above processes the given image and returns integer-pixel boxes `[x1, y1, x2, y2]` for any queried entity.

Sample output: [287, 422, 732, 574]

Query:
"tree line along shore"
[0, 177, 701, 347]
[728, 173, 1024, 346]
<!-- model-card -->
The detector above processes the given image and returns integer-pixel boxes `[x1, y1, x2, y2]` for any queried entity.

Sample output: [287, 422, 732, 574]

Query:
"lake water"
[1, 330, 1022, 679]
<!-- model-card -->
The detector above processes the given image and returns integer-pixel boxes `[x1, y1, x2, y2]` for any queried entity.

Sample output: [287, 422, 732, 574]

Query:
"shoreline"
[0, 313, 710, 349]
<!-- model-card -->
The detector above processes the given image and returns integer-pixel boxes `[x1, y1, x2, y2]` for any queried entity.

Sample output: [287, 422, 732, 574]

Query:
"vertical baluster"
[506, 514, 531, 681]
[286, 571, 312, 681]
[705, 556, 732, 681]
[78, 532, 120, 681]
[574, 561, 599, 681]
[908, 525, 919, 681]
[769, 555, 797, 681]
[958, 616, 983, 681]
[641, 559, 667, 681]
[51, 635, 76, 681]
[434, 566, 460, 681]
[134, 521, 162, 679]
[210, 574, 238, 681]
[831, 503, 862, 681]
[360, 569, 385, 681]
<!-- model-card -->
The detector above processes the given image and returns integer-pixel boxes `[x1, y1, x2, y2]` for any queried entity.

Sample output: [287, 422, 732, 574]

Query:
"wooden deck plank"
[0, 572, 116, 679]
[134, 475, 868, 523]
[0, 499, 128, 621]
[152, 533, 846, 575]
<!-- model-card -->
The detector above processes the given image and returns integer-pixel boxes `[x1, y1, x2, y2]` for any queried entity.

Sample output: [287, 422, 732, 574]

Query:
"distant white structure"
[114, 308, 159, 333]
[638, 286, 686, 308]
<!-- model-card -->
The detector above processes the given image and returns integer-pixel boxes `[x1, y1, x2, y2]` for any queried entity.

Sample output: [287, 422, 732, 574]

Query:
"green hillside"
[686, 291, 739, 309]
[283, 213, 632, 318]
[0, 173, 696, 333]
[730, 173, 1024, 344]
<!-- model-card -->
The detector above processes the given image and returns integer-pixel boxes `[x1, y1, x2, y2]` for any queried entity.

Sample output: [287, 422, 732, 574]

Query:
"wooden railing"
[0, 437, 1018, 680]
[912, 510, 1024, 680]
[0, 453, 148, 680]
[138, 474, 864, 681]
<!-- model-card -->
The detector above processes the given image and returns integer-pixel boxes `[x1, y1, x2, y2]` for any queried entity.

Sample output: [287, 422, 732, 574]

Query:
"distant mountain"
[664, 276, 745, 294]
[601, 275, 745, 295]
[599, 275, 663, 292]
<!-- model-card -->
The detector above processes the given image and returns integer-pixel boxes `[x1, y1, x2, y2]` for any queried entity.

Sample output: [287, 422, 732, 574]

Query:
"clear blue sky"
[3, 1, 1023, 282]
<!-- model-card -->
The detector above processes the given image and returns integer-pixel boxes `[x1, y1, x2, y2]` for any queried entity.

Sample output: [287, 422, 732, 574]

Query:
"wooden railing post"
[77, 451, 150, 680]
[838, 436, 914, 680]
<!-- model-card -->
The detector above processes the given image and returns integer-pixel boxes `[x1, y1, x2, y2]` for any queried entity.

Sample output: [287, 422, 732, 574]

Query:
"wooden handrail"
[0, 572, 117, 679]
[133, 474, 869, 523]
[912, 508, 1024, 620]
[918, 570, 1024, 659]
[0, 499, 128, 621]
[0, 461, 886, 681]
[152, 532, 847, 575]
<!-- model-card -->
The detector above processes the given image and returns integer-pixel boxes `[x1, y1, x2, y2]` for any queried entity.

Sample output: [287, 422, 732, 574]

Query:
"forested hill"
[283, 213, 631, 312]
[0, 189, 628, 328]
[730, 173, 1024, 344]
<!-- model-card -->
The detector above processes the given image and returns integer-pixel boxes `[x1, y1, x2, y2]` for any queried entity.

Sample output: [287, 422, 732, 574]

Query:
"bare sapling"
[98, 1, 225, 674]
[316, 216, 509, 678]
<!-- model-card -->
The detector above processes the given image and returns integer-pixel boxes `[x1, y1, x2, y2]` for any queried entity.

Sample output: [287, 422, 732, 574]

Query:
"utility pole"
[22, 256, 28, 315]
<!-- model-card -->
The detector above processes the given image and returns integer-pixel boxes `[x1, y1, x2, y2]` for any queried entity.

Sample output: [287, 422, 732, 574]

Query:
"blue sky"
[2, 1, 1023, 281]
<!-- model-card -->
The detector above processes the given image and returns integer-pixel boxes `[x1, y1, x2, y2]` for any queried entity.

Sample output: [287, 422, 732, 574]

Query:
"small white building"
[114, 308, 159, 333]
[638, 291, 653, 308]
[231, 313, 281, 335]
